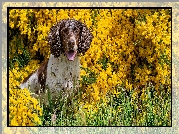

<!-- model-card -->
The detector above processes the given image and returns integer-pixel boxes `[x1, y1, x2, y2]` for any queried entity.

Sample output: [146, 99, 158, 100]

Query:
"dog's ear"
[78, 22, 93, 54]
[47, 20, 66, 58]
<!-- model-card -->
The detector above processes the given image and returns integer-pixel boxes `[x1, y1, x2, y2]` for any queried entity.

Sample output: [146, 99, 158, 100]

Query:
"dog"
[20, 19, 93, 103]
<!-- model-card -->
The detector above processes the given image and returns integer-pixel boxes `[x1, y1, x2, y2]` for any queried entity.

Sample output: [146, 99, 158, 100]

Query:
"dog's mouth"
[65, 50, 77, 61]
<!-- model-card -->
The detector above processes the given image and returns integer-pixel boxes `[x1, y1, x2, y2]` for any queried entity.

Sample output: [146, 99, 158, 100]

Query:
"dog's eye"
[74, 27, 80, 33]
[62, 28, 69, 35]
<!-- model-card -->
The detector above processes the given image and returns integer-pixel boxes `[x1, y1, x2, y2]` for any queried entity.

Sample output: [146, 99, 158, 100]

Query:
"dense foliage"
[9, 9, 171, 126]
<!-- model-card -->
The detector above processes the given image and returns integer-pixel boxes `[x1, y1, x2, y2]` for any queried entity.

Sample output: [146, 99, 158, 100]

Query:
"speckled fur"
[20, 19, 93, 103]
[46, 54, 80, 98]
[48, 19, 93, 57]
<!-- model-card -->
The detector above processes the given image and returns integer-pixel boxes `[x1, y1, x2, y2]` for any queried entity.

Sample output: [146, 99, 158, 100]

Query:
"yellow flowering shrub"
[9, 9, 171, 122]
[9, 88, 42, 126]
[9, 59, 42, 126]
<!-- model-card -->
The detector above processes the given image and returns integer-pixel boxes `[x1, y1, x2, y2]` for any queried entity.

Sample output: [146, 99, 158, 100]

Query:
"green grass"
[9, 9, 171, 126]
[9, 40, 171, 126]
[39, 84, 171, 126]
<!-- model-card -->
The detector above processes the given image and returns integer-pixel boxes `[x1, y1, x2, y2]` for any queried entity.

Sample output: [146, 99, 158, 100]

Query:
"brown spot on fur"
[21, 60, 49, 93]
[22, 71, 34, 84]
[37, 60, 48, 92]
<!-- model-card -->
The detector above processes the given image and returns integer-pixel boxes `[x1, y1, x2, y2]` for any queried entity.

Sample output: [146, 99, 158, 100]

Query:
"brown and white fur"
[20, 19, 93, 103]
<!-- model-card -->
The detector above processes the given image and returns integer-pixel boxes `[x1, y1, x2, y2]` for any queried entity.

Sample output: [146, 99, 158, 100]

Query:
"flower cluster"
[9, 59, 42, 126]
[9, 88, 42, 126]
[9, 9, 171, 120]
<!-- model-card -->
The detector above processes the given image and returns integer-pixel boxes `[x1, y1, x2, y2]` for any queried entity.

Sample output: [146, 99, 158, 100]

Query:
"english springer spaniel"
[20, 19, 93, 102]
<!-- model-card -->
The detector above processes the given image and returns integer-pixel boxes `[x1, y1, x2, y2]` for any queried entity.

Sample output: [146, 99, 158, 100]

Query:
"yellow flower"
[9, 8, 171, 115]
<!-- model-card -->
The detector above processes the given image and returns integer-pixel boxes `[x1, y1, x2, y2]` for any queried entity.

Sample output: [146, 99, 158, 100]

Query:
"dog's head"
[48, 19, 93, 61]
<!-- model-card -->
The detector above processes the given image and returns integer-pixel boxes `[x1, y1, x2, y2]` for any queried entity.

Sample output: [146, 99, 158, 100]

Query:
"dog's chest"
[46, 54, 80, 91]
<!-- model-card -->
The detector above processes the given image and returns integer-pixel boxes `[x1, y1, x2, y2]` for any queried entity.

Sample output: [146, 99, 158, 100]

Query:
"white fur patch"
[20, 53, 80, 102]
[46, 54, 80, 96]
[20, 72, 40, 93]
